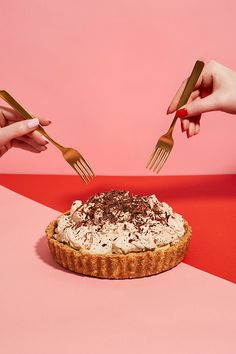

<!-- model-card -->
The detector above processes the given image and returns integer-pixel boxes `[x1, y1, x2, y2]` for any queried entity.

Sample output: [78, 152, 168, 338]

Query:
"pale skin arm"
[167, 60, 236, 137]
[0, 107, 51, 157]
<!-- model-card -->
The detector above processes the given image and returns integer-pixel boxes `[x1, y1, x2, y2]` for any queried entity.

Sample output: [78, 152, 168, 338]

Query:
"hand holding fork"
[147, 60, 205, 174]
[0, 90, 95, 184]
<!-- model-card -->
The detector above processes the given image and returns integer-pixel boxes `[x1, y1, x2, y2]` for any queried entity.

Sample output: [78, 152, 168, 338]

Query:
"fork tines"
[72, 157, 96, 184]
[146, 144, 171, 174]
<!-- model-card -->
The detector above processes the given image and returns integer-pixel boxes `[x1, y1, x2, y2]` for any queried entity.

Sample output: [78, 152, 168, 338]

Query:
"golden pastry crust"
[46, 217, 191, 279]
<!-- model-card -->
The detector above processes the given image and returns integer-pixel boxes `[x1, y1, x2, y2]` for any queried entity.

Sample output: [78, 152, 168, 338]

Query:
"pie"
[46, 191, 191, 279]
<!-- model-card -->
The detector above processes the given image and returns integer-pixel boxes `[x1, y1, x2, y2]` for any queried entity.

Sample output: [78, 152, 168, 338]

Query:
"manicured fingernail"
[42, 135, 49, 143]
[176, 108, 188, 118]
[27, 118, 39, 128]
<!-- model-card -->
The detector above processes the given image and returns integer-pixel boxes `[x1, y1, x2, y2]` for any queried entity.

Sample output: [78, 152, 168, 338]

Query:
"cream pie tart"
[46, 191, 191, 279]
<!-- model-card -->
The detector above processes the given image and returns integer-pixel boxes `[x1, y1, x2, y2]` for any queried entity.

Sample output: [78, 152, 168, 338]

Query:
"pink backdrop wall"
[1, 0, 236, 175]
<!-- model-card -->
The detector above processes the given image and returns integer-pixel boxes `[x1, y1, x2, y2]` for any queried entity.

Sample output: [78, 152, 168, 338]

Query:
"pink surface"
[2, 173, 236, 283]
[1, 1, 236, 175]
[1, 186, 236, 354]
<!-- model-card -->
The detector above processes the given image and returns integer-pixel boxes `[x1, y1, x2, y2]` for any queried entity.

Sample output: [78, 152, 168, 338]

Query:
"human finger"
[26, 130, 49, 145]
[187, 121, 197, 138]
[11, 139, 46, 153]
[16, 136, 48, 151]
[176, 93, 221, 118]
[186, 115, 201, 137]
[181, 119, 190, 132]
[0, 107, 51, 125]
[0, 118, 39, 145]
[167, 74, 203, 114]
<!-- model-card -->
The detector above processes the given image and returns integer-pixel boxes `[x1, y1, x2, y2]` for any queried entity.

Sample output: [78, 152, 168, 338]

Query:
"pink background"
[1, 0, 236, 175]
[1, 185, 236, 354]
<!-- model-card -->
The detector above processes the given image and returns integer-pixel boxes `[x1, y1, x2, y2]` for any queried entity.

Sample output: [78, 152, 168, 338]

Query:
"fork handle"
[0, 90, 65, 150]
[168, 60, 205, 135]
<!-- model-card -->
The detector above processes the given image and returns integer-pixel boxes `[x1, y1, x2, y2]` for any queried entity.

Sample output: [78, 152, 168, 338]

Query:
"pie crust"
[46, 217, 191, 279]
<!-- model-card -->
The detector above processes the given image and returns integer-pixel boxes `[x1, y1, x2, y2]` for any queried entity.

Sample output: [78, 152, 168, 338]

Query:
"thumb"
[0, 118, 39, 146]
[176, 94, 220, 118]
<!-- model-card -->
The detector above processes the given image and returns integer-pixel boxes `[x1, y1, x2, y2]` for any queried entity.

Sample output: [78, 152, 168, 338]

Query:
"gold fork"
[0, 90, 95, 184]
[147, 60, 205, 174]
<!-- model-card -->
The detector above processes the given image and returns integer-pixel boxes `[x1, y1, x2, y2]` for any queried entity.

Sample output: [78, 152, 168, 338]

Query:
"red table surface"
[1, 174, 236, 283]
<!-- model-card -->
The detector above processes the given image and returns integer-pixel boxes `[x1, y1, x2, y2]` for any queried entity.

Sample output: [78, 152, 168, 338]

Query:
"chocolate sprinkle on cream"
[54, 190, 185, 255]
[80, 191, 166, 227]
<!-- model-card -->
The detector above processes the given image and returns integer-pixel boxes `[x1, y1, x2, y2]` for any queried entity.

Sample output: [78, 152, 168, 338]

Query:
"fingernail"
[27, 118, 39, 128]
[176, 108, 188, 118]
[42, 135, 49, 143]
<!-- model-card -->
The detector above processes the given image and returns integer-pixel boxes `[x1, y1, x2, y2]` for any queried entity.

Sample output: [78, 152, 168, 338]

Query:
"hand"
[0, 107, 51, 157]
[167, 60, 236, 137]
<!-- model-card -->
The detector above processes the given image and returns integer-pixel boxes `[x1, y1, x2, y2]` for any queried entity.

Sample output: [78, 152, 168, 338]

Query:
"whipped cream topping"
[53, 191, 185, 255]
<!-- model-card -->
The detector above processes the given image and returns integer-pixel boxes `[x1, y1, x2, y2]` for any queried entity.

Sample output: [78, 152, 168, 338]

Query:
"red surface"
[1, 174, 236, 283]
